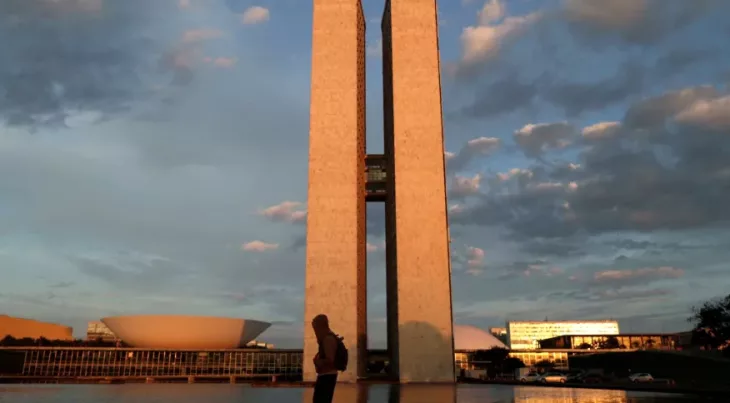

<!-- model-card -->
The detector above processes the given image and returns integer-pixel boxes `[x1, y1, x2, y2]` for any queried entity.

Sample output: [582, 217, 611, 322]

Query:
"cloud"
[182, 29, 225, 44]
[242, 241, 279, 252]
[447, 137, 501, 172]
[367, 38, 382, 58]
[259, 201, 307, 223]
[593, 266, 684, 284]
[562, 0, 725, 46]
[457, 72, 543, 118]
[675, 95, 730, 130]
[513, 122, 576, 157]
[0, 0, 184, 128]
[479, 0, 505, 25]
[458, 12, 541, 71]
[581, 121, 622, 141]
[466, 247, 485, 275]
[203, 57, 238, 68]
[450, 174, 482, 198]
[241, 6, 270, 25]
[547, 287, 673, 303]
[451, 84, 730, 240]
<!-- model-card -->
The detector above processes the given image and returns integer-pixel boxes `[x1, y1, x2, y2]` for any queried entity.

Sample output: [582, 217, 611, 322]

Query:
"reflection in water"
[0, 384, 693, 403]
[303, 384, 690, 403]
[513, 387, 628, 402]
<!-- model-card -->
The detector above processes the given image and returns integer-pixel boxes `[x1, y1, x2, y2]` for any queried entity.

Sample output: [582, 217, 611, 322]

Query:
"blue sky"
[1, 0, 729, 347]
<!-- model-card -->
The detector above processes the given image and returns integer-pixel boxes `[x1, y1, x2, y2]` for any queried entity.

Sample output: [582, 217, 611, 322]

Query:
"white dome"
[454, 325, 508, 350]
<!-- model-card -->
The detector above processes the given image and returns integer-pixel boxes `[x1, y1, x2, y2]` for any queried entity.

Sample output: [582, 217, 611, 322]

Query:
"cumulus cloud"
[242, 6, 270, 25]
[675, 95, 730, 130]
[242, 241, 279, 252]
[581, 121, 622, 141]
[562, 0, 726, 46]
[451, 84, 730, 241]
[447, 137, 501, 172]
[259, 201, 307, 223]
[465, 246, 485, 275]
[459, 12, 541, 70]
[513, 122, 576, 157]
[0, 0, 185, 128]
[450, 174, 482, 198]
[479, 0, 505, 25]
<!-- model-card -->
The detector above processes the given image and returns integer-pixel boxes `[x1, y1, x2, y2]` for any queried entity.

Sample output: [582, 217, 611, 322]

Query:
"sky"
[1, 0, 729, 348]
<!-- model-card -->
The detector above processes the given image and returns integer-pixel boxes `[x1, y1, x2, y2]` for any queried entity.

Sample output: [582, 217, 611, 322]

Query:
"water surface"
[0, 384, 694, 403]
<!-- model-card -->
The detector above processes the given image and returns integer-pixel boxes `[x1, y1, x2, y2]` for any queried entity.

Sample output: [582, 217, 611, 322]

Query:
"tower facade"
[305, 0, 453, 383]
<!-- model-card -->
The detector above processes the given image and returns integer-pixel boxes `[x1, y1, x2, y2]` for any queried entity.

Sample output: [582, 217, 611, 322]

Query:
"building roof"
[454, 325, 508, 350]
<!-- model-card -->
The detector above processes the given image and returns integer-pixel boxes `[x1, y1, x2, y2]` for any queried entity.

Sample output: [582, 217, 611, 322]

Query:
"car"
[629, 373, 654, 383]
[581, 374, 605, 384]
[538, 372, 568, 383]
[519, 372, 540, 383]
[566, 372, 584, 383]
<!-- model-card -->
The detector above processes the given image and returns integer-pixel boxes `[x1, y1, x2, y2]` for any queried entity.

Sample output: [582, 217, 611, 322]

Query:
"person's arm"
[314, 335, 337, 371]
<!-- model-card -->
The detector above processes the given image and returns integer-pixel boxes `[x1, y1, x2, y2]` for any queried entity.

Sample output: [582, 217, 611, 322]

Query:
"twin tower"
[303, 0, 454, 383]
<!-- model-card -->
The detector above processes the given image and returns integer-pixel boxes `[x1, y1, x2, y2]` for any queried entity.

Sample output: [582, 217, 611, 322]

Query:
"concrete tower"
[303, 0, 368, 383]
[304, 0, 453, 383]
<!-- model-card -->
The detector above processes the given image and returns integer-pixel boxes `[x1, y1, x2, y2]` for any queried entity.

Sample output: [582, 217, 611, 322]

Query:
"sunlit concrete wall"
[0, 314, 73, 341]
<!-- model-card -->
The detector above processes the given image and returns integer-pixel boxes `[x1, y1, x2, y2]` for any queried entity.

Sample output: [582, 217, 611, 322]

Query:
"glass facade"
[508, 351, 569, 369]
[507, 321, 620, 350]
[539, 334, 679, 350]
[86, 321, 117, 342]
[454, 351, 569, 370]
[365, 154, 387, 201]
[9, 348, 302, 380]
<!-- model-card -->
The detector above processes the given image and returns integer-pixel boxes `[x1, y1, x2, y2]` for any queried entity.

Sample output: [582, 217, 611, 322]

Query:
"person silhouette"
[311, 314, 339, 403]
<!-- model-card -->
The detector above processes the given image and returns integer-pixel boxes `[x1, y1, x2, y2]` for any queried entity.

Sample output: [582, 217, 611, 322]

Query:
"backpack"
[333, 334, 348, 371]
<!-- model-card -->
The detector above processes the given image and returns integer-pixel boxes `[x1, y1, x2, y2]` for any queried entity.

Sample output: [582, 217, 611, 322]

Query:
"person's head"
[311, 314, 330, 337]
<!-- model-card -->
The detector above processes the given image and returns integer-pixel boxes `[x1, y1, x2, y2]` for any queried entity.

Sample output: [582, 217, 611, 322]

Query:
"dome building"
[101, 315, 271, 349]
[453, 325, 508, 350]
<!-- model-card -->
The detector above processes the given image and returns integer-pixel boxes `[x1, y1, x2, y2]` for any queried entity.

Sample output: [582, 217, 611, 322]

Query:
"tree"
[501, 357, 525, 373]
[471, 347, 509, 369]
[600, 336, 621, 350]
[600, 336, 621, 349]
[688, 293, 730, 351]
[534, 360, 555, 373]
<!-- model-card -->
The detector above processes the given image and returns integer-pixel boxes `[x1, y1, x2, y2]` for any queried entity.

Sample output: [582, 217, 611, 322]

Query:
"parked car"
[576, 373, 604, 384]
[629, 373, 654, 383]
[519, 371, 540, 383]
[566, 372, 585, 383]
[538, 372, 568, 383]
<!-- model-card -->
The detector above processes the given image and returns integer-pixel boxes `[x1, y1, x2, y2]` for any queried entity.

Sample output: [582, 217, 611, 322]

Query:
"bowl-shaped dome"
[454, 325, 508, 350]
[101, 315, 271, 349]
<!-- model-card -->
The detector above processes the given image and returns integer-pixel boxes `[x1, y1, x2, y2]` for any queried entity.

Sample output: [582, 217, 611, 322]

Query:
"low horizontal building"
[0, 315, 73, 341]
[507, 320, 620, 350]
[538, 333, 680, 350]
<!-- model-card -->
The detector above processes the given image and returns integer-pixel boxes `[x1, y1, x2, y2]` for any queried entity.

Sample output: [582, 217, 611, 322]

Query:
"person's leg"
[321, 374, 337, 403]
[313, 374, 337, 403]
[312, 375, 324, 403]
